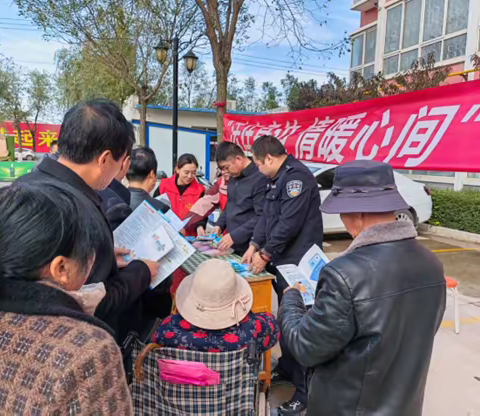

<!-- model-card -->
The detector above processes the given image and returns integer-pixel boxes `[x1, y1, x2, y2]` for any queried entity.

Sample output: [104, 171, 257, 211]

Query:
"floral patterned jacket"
[152, 312, 280, 353]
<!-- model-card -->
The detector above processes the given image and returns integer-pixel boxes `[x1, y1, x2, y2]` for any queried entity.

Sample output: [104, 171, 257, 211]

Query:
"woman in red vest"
[159, 153, 205, 236]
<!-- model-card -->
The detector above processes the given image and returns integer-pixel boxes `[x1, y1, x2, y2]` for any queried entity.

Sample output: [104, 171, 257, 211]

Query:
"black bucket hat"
[321, 160, 409, 214]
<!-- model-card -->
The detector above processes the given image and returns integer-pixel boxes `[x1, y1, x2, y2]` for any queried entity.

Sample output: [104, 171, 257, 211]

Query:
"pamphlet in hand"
[277, 244, 329, 306]
[155, 213, 195, 288]
[192, 241, 233, 257]
[155, 193, 171, 207]
[163, 209, 191, 232]
[114, 202, 174, 262]
[114, 201, 195, 288]
[227, 260, 254, 278]
[196, 233, 218, 242]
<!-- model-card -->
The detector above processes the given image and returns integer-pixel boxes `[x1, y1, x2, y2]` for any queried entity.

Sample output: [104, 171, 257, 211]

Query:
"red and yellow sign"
[0, 122, 61, 153]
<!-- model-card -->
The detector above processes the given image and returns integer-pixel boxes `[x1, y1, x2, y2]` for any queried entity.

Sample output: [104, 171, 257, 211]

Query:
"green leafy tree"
[259, 81, 282, 111]
[192, 71, 216, 109]
[55, 47, 134, 110]
[240, 76, 258, 112]
[15, 0, 205, 145]
[0, 58, 29, 156]
[25, 70, 54, 152]
[281, 73, 301, 110]
[179, 60, 215, 108]
[227, 74, 243, 107]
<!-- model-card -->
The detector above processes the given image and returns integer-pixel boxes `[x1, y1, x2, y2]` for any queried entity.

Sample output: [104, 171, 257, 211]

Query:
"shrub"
[429, 188, 480, 234]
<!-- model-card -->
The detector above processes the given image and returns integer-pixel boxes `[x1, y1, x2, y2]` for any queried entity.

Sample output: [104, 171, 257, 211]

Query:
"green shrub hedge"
[429, 188, 480, 234]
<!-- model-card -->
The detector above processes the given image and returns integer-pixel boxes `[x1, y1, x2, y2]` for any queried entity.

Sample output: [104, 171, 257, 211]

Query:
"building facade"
[350, 0, 480, 190]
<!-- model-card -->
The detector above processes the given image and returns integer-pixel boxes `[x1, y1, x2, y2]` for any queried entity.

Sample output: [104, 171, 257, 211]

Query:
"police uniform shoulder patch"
[286, 180, 303, 198]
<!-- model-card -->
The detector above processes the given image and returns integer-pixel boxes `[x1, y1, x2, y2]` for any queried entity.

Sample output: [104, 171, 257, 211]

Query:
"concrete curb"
[419, 224, 480, 244]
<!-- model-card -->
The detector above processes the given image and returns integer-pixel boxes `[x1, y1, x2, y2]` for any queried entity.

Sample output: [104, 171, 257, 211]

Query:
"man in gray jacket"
[279, 160, 446, 416]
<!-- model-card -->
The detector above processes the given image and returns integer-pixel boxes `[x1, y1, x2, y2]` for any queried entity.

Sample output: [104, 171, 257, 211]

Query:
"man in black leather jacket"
[279, 160, 446, 416]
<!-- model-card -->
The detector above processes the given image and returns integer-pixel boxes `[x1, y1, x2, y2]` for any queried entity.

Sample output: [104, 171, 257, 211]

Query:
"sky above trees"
[0, 0, 358, 122]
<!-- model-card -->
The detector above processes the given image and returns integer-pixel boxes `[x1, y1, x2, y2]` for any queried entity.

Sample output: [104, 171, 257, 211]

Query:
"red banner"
[0, 122, 61, 153]
[224, 80, 480, 172]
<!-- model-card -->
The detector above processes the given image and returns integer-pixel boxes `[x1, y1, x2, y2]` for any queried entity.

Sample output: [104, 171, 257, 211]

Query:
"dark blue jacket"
[98, 179, 132, 230]
[251, 154, 323, 265]
[129, 187, 170, 213]
[216, 162, 268, 254]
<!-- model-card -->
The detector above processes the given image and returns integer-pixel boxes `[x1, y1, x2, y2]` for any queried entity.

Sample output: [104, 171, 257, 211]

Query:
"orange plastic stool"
[445, 276, 459, 334]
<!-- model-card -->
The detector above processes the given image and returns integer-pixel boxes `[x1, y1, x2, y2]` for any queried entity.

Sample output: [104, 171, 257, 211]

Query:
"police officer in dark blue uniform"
[242, 135, 323, 415]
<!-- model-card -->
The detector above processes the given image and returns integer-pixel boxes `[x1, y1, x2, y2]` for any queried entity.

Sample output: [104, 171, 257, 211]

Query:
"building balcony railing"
[351, 0, 377, 12]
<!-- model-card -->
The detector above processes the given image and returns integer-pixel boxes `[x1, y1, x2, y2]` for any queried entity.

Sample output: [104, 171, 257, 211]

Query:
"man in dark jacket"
[16, 99, 159, 342]
[212, 142, 268, 255]
[243, 135, 323, 415]
[127, 147, 170, 214]
[244, 136, 323, 272]
[279, 160, 446, 416]
[98, 154, 132, 230]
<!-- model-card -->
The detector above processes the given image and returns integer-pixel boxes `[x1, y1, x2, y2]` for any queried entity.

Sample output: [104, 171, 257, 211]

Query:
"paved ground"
[269, 231, 480, 416]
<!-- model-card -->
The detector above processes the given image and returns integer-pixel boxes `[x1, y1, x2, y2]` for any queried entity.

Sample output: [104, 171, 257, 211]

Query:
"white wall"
[123, 97, 217, 131]
[147, 124, 207, 176]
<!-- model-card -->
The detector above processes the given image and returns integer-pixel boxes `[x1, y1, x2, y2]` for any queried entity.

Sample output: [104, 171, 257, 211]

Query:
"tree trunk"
[139, 98, 147, 146]
[15, 120, 22, 161]
[215, 67, 228, 142]
[32, 112, 39, 153]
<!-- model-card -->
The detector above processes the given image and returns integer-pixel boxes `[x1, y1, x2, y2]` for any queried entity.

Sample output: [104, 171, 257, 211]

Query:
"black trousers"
[268, 264, 308, 405]
[115, 276, 172, 344]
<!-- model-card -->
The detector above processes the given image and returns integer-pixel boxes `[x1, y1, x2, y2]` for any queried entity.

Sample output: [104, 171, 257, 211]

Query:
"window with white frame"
[350, 27, 377, 79]
[383, 0, 469, 76]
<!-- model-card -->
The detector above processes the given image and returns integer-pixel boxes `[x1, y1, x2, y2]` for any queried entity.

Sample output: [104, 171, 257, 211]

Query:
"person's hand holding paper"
[284, 282, 303, 294]
[141, 259, 160, 282]
[115, 247, 132, 268]
[113, 201, 195, 289]
[211, 226, 222, 237]
[217, 233, 234, 251]
[277, 244, 329, 306]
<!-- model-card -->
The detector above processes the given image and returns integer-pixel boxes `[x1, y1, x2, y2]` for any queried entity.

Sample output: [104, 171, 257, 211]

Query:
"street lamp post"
[155, 39, 198, 173]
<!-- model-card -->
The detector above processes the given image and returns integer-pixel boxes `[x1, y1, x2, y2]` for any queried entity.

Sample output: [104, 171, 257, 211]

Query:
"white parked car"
[305, 163, 432, 234]
[14, 149, 36, 161]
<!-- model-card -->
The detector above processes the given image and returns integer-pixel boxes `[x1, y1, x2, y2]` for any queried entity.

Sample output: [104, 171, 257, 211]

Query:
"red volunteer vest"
[160, 175, 205, 222]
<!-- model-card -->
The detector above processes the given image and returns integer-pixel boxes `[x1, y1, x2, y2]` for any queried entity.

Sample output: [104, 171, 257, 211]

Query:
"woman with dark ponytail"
[0, 181, 132, 415]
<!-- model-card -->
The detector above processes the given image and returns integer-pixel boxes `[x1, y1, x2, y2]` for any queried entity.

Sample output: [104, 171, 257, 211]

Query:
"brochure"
[227, 260, 254, 278]
[155, 193, 171, 207]
[114, 201, 195, 288]
[192, 241, 233, 257]
[277, 244, 329, 306]
[163, 209, 191, 232]
[196, 233, 218, 242]
[155, 214, 195, 288]
[114, 202, 174, 262]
